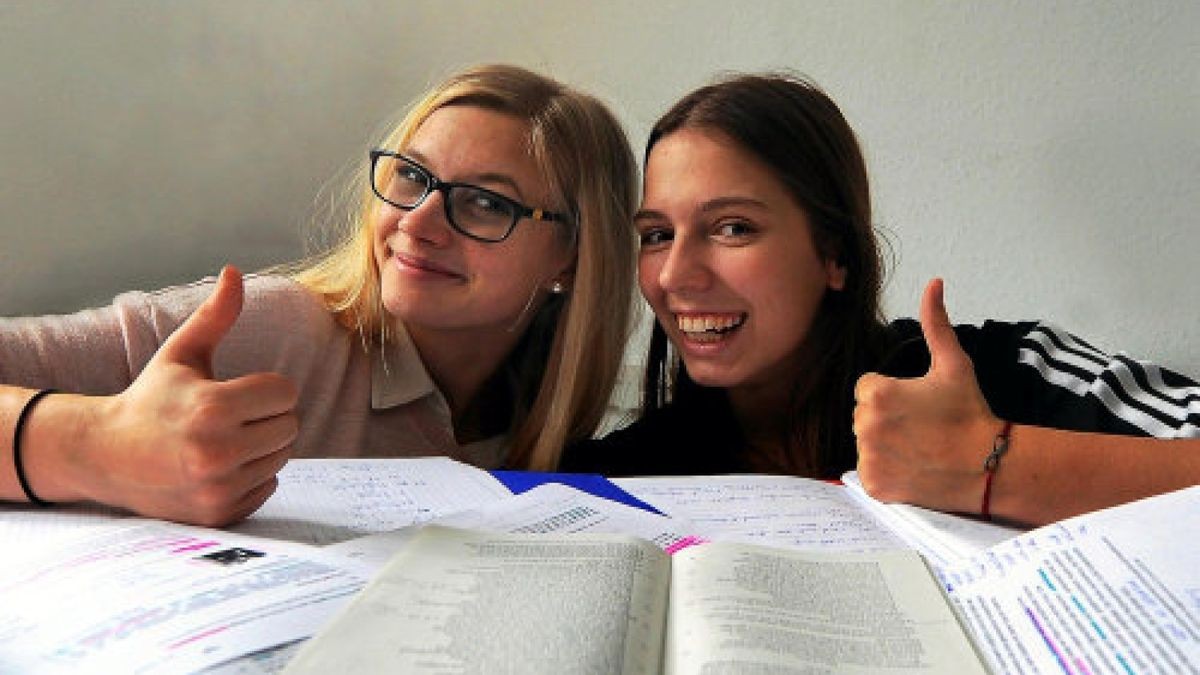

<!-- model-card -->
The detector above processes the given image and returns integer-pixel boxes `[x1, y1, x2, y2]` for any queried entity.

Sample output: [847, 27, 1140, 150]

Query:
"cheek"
[372, 201, 396, 231]
[766, 272, 828, 341]
[637, 255, 663, 302]
[511, 234, 562, 276]
[472, 236, 558, 298]
[372, 209, 397, 252]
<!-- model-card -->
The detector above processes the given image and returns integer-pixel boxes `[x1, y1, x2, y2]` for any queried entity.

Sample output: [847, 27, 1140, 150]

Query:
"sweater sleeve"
[884, 318, 1200, 439]
[998, 322, 1200, 439]
[0, 274, 340, 396]
[0, 287, 168, 395]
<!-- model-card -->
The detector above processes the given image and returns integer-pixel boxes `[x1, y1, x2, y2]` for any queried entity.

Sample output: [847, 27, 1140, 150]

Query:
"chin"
[379, 286, 430, 324]
[682, 364, 743, 390]
[378, 283, 405, 317]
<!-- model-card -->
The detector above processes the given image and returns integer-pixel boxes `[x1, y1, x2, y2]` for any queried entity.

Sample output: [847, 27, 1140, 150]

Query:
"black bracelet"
[13, 388, 57, 507]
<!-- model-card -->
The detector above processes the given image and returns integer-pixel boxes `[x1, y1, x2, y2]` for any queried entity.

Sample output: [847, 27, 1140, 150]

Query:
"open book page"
[943, 485, 1200, 674]
[284, 527, 670, 675]
[326, 482, 701, 567]
[841, 470, 1025, 571]
[0, 520, 371, 674]
[613, 474, 908, 551]
[216, 487, 695, 674]
[665, 543, 988, 674]
[228, 457, 512, 545]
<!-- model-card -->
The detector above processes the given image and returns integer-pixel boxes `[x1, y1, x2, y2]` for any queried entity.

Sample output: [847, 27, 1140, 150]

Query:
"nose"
[656, 234, 711, 294]
[397, 189, 454, 246]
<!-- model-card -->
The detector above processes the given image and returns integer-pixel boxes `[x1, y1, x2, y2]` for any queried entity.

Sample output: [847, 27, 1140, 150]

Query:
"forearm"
[986, 425, 1200, 526]
[1, 386, 95, 504]
[2, 272, 299, 525]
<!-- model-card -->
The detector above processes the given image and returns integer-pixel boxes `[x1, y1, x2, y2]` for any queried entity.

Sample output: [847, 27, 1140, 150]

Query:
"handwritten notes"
[229, 458, 512, 545]
[613, 475, 907, 552]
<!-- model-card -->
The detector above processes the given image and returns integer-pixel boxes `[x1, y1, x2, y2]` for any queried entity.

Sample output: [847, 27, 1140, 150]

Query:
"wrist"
[979, 419, 1014, 520]
[21, 392, 106, 503]
[946, 413, 1005, 514]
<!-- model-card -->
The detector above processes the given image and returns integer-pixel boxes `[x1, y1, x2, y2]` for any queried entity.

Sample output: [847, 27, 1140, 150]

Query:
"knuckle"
[188, 486, 237, 525]
[179, 443, 229, 481]
[185, 394, 231, 433]
[853, 377, 873, 402]
[857, 469, 881, 494]
[258, 477, 280, 503]
[853, 415, 885, 444]
[858, 473, 896, 502]
[193, 510, 235, 529]
[239, 479, 277, 519]
[855, 376, 892, 406]
[873, 379, 899, 403]
[281, 414, 300, 444]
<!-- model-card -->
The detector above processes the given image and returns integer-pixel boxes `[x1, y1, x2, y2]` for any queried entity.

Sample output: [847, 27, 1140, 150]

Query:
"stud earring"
[549, 281, 567, 294]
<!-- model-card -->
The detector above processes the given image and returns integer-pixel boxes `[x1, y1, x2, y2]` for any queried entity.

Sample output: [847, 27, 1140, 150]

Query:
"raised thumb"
[918, 277, 969, 374]
[159, 266, 244, 376]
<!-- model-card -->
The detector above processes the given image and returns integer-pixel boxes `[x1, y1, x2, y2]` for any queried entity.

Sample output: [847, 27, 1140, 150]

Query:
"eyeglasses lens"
[373, 154, 519, 242]
[374, 156, 429, 208]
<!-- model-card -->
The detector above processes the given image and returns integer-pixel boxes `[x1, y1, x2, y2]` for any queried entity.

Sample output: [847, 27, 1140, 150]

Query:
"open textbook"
[610, 475, 1200, 673]
[283, 526, 989, 674]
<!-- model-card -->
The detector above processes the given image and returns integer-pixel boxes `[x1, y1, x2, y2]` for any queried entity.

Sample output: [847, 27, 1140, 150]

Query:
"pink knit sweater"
[0, 275, 506, 467]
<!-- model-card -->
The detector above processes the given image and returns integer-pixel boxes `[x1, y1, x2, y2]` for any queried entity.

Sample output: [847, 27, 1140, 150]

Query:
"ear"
[825, 258, 848, 291]
[545, 272, 574, 294]
[546, 255, 576, 294]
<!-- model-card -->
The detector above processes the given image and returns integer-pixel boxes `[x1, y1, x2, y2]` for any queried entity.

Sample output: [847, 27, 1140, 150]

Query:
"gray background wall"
[2, 1, 1197, 382]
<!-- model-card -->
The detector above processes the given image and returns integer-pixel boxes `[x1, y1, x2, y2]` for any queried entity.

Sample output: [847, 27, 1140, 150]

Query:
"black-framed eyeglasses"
[369, 150, 571, 243]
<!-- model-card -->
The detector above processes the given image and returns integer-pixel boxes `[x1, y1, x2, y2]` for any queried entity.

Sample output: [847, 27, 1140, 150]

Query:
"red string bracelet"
[980, 420, 1013, 521]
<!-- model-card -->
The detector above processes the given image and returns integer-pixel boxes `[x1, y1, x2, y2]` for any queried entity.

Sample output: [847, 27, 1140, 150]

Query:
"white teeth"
[676, 314, 745, 334]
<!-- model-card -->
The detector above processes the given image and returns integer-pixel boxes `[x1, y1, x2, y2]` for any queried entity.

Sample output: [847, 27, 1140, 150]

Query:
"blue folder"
[489, 471, 663, 515]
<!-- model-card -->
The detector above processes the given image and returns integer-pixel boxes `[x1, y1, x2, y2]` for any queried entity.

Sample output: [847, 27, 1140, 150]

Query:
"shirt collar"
[371, 321, 439, 409]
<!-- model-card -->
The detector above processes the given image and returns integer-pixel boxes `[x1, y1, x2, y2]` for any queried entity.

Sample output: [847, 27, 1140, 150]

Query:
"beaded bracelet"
[13, 388, 57, 507]
[979, 420, 1013, 521]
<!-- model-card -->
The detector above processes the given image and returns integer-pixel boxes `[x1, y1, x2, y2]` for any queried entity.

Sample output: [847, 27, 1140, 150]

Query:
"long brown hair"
[642, 72, 887, 476]
[291, 64, 638, 469]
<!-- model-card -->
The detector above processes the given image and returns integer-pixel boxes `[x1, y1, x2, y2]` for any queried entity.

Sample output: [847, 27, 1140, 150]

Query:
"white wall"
[2, 1, 1197, 377]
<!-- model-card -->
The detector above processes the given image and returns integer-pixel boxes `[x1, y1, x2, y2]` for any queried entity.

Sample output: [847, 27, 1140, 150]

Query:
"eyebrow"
[635, 196, 770, 223]
[404, 149, 526, 200]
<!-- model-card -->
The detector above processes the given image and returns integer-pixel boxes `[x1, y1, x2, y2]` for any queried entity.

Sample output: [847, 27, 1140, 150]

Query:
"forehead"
[406, 105, 547, 194]
[642, 128, 791, 211]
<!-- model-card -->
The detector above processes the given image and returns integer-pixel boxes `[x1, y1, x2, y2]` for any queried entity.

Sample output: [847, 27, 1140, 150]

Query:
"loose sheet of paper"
[229, 457, 512, 545]
[0, 520, 370, 674]
[326, 482, 701, 567]
[943, 486, 1200, 674]
[841, 470, 1024, 571]
[0, 502, 129, 554]
[613, 474, 908, 552]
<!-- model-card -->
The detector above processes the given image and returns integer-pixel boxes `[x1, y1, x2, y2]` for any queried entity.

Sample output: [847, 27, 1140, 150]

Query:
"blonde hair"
[290, 64, 637, 470]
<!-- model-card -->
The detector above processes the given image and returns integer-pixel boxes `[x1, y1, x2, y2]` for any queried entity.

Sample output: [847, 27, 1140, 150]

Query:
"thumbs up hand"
[84, 266, 299, 526]
[853, 278, 1001, 514]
